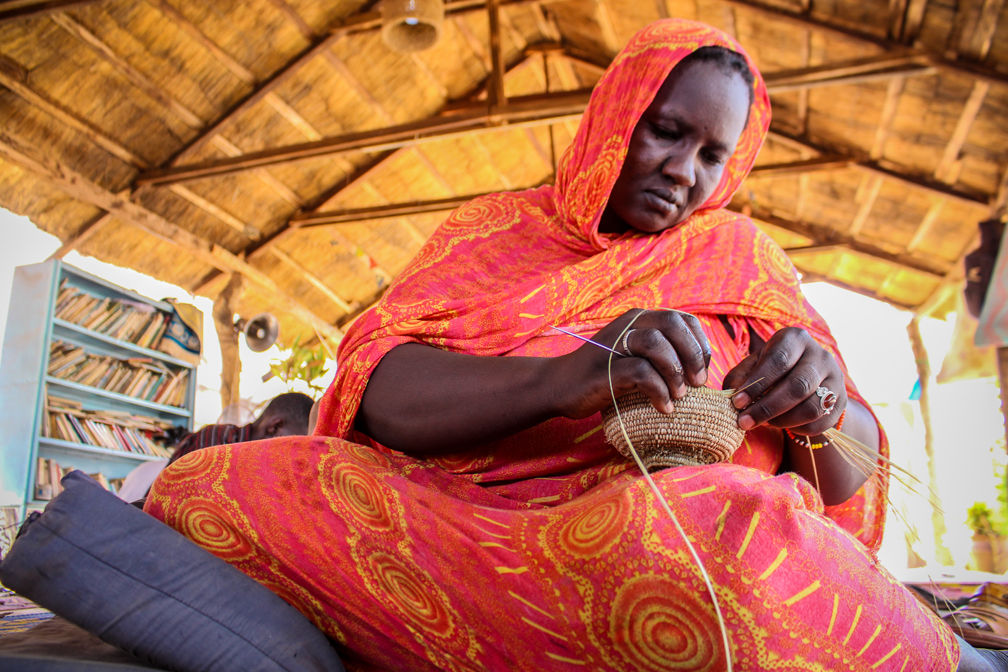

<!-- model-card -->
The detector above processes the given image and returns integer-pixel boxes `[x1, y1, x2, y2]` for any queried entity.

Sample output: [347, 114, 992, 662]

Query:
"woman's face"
[598, 59, 751, 235]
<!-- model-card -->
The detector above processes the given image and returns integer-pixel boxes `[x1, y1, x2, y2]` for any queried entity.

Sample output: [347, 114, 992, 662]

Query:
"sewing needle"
[549, 326, 627, 357]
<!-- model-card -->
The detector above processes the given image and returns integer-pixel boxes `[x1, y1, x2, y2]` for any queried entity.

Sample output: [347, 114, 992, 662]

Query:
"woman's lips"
[644, 189, 682, 213]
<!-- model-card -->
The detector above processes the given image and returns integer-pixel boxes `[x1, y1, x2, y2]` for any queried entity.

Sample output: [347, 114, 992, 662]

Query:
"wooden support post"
[488, 0, 507, 108]
[999, 347, 1008, 450]
[907, 317, 955, 566]
[212, 274, 244, 410]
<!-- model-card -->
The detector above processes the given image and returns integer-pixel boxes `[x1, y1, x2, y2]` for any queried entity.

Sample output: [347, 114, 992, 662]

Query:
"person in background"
[168, 392, 315, 465]
[116, 392, 314, 502]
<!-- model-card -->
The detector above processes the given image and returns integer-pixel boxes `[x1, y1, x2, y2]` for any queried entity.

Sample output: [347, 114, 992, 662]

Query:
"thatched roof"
[0, 0, 1005, 345]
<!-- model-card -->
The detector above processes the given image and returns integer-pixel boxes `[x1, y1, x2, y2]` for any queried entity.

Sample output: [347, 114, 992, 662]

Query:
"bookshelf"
[0, 259, 196, 515]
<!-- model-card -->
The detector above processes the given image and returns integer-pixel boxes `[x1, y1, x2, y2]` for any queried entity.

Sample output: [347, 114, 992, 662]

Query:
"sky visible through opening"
[1, 207, 1004, 578]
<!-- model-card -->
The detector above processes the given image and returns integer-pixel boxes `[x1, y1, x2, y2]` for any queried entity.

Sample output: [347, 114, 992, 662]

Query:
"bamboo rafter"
[0, 131, 342, 341]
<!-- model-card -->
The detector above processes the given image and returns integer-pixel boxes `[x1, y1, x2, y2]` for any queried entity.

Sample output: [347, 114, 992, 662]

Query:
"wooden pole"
[212, 274, 244, 410]
[999, 347, 1008, 449]
[907, 317, 955, 566]
[487, 0, 506, 109]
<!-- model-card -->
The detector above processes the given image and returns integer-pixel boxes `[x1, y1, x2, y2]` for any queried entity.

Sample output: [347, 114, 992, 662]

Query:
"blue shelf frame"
[0, 259, 196, 517]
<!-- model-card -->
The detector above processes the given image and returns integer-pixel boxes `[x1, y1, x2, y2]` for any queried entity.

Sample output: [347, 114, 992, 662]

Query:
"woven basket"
[602, 388, 745, 470]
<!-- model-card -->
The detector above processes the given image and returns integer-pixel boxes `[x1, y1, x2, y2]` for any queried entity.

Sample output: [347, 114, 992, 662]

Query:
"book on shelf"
[47, 341, 189, 408]
[34, 457, 121, 501]
[46, 395, 174, 459]
[53, 280, 168, 350]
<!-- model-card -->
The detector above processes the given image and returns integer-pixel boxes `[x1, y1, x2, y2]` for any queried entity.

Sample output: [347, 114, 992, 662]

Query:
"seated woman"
[148, 19, 997, 671]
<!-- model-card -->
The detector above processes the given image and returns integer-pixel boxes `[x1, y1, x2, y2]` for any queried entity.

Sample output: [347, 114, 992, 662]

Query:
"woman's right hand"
[546, 309, 712, 419]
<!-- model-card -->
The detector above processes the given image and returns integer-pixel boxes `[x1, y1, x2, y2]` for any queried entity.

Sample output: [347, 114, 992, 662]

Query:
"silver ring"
[622, 329, 636, 357]
[816, 386, 838, 415]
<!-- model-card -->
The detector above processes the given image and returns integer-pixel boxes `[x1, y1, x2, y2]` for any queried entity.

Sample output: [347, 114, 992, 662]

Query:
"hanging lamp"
[381, 0, 444, 52]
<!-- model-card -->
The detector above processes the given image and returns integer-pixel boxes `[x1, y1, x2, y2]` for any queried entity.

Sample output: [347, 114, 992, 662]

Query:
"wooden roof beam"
[284, 191, 951, 284]
[900, 0, 929, 43]
[796, 270, 916, 310]
[0, 54, 149, 168]
[763, 57, 935, 93]
[848, 174, 885, 237]
[934, 80, 989, 183]
[148, 0, 557, 166]
[50, 12, 205, 129]
[207, 246, 343, 340]
[741, 206, 951, 278]
[135, 89, 591, 185]
[0, 131, 341, 340]
[139, 50, 924, 185]
[151, 0, 256, 86]
[293, 192, 945, 278]
[593, 0, 620, 54]
[0, 0, 99, 24]
[766, 127, 990, 206]
[50, 210, 115, 259]
[292, 194, 491, 227]
[39, 1, 385, 321]
[720, 0, 1008, 87]
[906, 0, 998, 308]
[267, 248, 354, 313]
[138, 86, 992, 209]
[870, 75, 906, 159]
[241, 52, 544, 265]
[748, 155, 855, 177]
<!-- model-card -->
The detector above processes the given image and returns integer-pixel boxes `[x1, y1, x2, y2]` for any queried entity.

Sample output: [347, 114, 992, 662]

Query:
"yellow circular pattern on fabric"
[367, 552, 455, 640]
[558, 495, 629, 558]
[336, 464, 394, 532]
[610, 574, 723, 671]
[180, 498, 254, 562]
[159, 447, 219, 483]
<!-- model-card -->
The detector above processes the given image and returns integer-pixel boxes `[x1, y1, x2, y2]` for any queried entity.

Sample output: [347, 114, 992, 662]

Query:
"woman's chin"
[627, 213, 687, 234]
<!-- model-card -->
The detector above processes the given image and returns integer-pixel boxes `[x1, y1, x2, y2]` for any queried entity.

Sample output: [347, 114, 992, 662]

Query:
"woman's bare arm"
[356, 310, 712, 454]
[356, 343, 558, 454]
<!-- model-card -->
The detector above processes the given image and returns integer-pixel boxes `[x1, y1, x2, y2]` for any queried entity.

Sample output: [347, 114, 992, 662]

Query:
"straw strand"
[606, 313, 734, 672]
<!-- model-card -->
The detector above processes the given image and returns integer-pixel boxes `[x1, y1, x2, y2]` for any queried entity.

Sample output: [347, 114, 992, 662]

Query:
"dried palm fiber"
[602, 387, 745, 469]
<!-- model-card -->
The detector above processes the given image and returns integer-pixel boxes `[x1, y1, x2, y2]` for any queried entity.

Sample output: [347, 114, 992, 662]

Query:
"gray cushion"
[0, 471, 344, 672]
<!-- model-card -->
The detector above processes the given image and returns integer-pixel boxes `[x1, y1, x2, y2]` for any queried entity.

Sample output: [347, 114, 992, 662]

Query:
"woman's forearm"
[784, 398, 880, 506]
[356, 343, 560, 455]
[356, 311, 715, 455]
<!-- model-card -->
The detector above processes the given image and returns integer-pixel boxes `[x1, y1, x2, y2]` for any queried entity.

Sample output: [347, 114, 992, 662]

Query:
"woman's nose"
[661, 150, 697, 187]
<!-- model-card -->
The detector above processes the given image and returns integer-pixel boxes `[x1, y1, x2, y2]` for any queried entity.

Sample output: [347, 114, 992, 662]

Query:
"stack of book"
[54, 281, 169, 350]
[44, 396, 174, 459]
[35, 458, 124, 501]
[48, 341, 189, 407]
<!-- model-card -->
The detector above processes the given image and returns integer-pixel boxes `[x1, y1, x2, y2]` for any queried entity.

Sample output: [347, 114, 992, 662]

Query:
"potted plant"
[263, 336, 331, 397]
[967, 501, 1008, 574]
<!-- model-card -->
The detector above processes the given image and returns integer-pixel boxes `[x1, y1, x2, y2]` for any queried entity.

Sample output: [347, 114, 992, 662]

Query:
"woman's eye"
[701, 151, 724, 166]
[652, 124, 680, 140]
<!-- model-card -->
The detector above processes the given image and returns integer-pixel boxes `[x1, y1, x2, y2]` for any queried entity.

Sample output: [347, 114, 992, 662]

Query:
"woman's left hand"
[722, 327, 846, 435]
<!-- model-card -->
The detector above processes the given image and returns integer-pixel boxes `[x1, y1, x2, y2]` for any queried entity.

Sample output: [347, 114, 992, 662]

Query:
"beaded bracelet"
[784, 428, 828, 449]
[784, 410, 846, 449]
